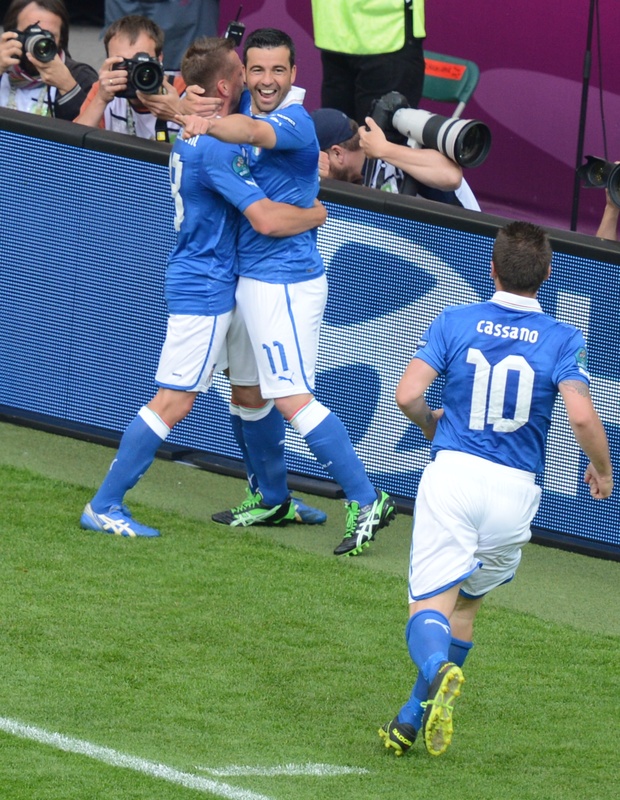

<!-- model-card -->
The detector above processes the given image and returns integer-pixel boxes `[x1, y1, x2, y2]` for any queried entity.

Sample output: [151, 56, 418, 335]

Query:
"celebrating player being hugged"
[379, 220, 613, 758]
[178, 28, 397, 555]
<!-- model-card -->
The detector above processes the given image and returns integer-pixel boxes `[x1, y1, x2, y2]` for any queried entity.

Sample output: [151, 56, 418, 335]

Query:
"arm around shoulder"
[206, 113, 277, 148]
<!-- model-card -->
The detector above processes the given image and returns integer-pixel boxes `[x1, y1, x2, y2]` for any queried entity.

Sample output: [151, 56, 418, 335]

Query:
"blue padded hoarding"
[1, 110, 619, 555]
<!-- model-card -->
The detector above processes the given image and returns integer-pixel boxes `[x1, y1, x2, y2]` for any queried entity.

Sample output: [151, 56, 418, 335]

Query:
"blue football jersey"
[414, 292, 590, 472]
[236, 100, 325, 283]
[165, 133, 266, 315]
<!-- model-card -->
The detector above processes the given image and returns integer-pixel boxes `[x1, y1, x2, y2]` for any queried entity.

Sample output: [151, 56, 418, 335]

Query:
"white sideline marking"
[0, 716, 274, 800]
[196, 763, 369, 777]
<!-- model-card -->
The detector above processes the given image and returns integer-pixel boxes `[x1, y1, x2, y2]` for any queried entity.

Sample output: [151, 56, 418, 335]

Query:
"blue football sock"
[449, 636, 473, 667]
[240, 403, 289, 506]
[229, 405, 258, 494]
[405, 609, 452, 684]
[289, 401, 375, 505]
[397, 671, 429, 730]
[399, 630, 472, 729]
[90, 407, 169, 513]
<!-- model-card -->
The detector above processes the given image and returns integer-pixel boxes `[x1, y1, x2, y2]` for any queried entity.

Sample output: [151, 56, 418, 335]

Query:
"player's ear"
[490, 260, 497, 279]
[217, 77, 230, 98]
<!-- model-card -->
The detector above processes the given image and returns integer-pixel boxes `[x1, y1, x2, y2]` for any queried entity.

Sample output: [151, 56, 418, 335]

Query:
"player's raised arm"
[396, 358, 443, 441]
[559, 379, 613, 499]
[177, 112, 277, 148]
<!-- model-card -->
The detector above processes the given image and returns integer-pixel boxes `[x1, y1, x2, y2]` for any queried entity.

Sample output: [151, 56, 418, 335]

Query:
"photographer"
[74, 14, 185, 140]
[0, 0, 97, 120]
[312, 107, 481, 210]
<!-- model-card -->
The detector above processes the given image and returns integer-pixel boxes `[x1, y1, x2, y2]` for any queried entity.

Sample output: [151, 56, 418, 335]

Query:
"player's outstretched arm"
[396, 358, 442, 440]
[244, 197, 327, 237]
[559, 379, 613, 499]
[176, 113, 277, 148]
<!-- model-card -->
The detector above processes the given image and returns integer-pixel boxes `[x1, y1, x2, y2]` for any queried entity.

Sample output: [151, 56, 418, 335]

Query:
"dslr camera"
[370, 91, 492, 169]
[577, 156, 620, 210]
[112, 51, 164, 99]
[13, 23, 58, 70]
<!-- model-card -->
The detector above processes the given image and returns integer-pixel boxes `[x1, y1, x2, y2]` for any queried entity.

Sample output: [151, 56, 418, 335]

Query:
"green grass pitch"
[1, 422, 619, 799]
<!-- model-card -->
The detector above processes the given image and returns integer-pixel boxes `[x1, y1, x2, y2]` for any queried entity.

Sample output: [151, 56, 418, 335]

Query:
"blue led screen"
[1, 119, 619, 553]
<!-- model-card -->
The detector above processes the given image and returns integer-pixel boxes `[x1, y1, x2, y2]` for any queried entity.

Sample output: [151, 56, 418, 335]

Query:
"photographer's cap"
[311, 108, 354, 151]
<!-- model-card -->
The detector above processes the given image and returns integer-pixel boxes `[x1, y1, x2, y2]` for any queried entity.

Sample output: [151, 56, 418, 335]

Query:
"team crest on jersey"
[232, 155, 251, 177]
[575, 346, 588, 369]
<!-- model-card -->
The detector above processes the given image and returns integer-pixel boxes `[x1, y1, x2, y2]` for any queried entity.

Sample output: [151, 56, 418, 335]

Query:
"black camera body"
[13, 23, 58, 71]
[112, 52, 164, 99]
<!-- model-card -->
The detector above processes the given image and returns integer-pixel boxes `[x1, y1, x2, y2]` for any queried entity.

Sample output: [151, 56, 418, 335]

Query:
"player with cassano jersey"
[379, 220, 613, 757]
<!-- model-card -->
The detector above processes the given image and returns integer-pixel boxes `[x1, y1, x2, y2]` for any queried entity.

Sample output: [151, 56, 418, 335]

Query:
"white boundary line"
[196, 764, 369, 777]
[0, 716, 274, 800]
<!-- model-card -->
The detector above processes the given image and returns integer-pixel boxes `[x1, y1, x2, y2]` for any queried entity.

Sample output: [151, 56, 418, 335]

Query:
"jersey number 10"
[466, 348, 535, 433]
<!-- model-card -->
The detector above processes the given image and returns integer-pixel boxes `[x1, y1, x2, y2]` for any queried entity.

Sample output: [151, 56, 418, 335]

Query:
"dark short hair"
[3, 0, 70, 52]
[243, 27, 295, 68]
[103, 14, 164, 57]
[181, 36, 236, 95]
[492, 221, 553, 294]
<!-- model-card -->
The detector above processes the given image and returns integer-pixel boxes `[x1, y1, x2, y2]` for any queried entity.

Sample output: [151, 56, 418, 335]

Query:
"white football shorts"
[234, 274, 328, 398]
[408, 450, 541, 602]
[215, 306, 260, 386]
[155, 311, 233, 392]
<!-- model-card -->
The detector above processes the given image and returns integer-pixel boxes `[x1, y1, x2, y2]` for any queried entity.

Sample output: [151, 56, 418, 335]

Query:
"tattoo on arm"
[562, 379, 591, 398]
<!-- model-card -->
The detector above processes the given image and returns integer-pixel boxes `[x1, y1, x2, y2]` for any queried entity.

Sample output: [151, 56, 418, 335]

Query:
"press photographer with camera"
[311, 102, 482, 210]
[0, 0, 97, 119]
[74, 14, 185, 141]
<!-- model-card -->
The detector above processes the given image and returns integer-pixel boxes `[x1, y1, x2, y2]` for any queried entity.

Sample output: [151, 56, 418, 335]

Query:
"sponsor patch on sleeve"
[232, 155, 251, 177]
[575, 346, 588, 370]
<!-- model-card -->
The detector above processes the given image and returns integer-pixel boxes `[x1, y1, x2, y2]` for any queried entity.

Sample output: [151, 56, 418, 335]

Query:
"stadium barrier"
[1, 107, 620, 559]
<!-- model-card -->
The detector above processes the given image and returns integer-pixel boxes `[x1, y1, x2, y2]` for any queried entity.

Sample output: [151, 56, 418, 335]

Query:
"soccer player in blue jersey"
[80, 37, 327, 538]
[379, 221, 613, 757]
[178, 28, 397, 555]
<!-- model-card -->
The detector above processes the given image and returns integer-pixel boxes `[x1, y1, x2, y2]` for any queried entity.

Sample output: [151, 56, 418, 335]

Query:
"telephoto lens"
[393, 108, 492, 168]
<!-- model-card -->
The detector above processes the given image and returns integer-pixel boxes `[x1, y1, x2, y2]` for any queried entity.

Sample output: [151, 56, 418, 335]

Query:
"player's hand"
[178, 84, 223, 117]
[313, 198, 328, 226]
[176, 113, 214, 139]
[359, 116, 389, 160]
[0, 30, 21, 74]
[97, 55, 127, 103]
[137, 76, 180, 120]
[27, 52, 76, 95]
[584, 462, 613, 499]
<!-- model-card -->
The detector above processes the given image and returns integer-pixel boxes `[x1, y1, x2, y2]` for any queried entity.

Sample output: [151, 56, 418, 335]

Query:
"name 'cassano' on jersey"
[476, 319, 539, 343]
